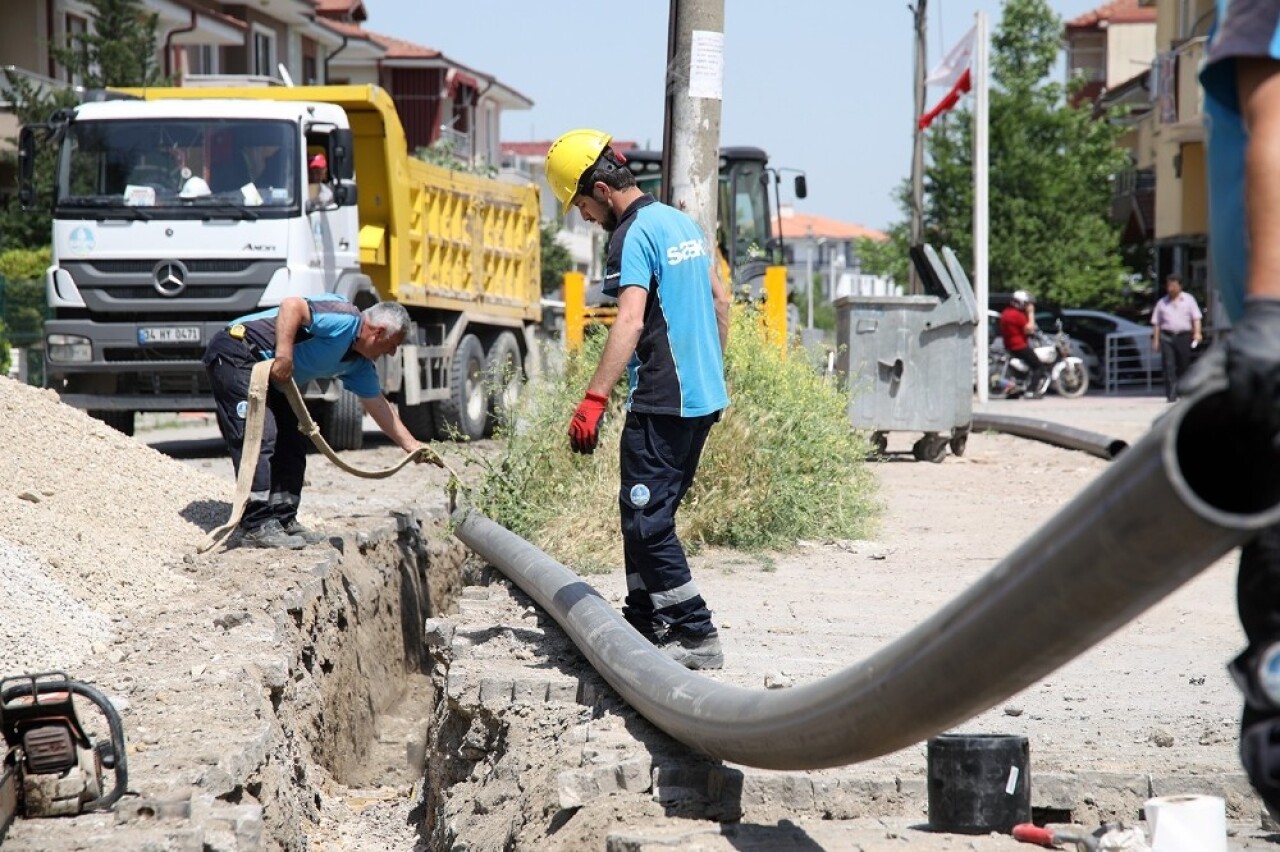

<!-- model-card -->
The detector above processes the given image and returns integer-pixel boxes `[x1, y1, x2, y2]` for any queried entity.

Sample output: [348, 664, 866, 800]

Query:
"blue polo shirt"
[603, 194, 729, 417]
[229, 295, 380, 398]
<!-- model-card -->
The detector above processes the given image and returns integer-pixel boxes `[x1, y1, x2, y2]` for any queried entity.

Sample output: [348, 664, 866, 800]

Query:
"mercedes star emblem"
[152, 261, 188, 297]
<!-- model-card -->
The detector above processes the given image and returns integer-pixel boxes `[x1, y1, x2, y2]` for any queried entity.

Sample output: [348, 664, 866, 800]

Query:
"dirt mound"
[0, 377, 228, 675]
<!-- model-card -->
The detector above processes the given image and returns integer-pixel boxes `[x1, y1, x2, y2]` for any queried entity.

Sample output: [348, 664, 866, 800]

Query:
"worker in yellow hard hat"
[544, 128, 731, 671]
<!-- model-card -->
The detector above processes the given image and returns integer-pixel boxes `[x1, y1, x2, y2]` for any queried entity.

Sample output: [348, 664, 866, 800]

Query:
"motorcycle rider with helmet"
[999, 290, 1046, 398]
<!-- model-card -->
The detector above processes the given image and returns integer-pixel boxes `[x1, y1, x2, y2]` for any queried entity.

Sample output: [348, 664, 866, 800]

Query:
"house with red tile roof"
[0, 1, 530, 175]
[1064, 0, 1157, 107]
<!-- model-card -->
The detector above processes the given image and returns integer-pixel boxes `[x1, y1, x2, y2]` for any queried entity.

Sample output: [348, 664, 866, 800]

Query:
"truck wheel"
[399, 401, 436, 442]
[89, 410, 134, 437]
[484, 332, 523, 436]
[321, 388, 364, 451]
[437, 334, 488, 441]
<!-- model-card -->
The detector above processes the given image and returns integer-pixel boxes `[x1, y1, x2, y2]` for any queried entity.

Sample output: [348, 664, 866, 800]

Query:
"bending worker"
[544, 128, 731, 670]
[202, 295, 432, 549]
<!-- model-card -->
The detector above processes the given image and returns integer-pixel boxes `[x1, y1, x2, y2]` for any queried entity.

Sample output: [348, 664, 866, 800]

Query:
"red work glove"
[568, 392, 608, 454]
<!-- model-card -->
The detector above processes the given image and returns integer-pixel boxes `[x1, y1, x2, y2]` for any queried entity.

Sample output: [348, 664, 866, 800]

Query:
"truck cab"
[21, 93, 365, 436]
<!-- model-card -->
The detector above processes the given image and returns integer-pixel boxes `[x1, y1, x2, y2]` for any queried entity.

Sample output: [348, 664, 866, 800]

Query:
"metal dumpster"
[835, 245, 978, 462]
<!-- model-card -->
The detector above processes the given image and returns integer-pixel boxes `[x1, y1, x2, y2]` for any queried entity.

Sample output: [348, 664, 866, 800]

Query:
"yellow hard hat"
[545, 128, 612, 214]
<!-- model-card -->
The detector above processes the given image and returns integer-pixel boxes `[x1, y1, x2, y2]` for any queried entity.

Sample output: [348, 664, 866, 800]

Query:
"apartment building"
[0, 0, 530, 170]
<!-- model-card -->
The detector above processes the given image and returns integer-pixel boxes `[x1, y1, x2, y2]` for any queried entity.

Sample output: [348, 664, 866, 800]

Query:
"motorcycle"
[989, 322, 1090, 399]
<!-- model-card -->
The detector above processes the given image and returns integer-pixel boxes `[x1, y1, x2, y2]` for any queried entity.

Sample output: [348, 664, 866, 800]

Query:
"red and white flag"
[918, 26, 977, 130]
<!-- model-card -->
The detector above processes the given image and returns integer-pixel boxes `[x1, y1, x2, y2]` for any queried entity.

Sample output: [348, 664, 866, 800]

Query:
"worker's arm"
[585, 285, 647, 397]
[1241, 58, 1280, 300]
[362, 394, 422, 455]
[1222, 57, 1280, 431]
[1193, 316, 1203, 345]
[270, 297, 312, 383]
[710, 262, 730, 354]
[1151, 304, 1161, 351]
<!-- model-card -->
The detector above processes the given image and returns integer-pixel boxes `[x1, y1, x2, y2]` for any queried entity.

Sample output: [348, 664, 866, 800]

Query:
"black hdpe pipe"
[972, 412, 1128, 460]
[452, 384, 1280, 770]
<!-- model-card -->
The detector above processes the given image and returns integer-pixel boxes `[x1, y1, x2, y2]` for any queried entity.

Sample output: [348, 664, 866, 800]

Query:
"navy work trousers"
[619, 410, 719, 638]
[203, 332, 308, 531]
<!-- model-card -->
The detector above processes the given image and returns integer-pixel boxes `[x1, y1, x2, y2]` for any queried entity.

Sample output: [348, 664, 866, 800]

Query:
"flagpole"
[974, 10, 989, 404]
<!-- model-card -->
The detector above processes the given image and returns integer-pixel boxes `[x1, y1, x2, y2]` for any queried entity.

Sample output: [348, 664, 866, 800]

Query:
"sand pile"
[0, 377, 228, 674]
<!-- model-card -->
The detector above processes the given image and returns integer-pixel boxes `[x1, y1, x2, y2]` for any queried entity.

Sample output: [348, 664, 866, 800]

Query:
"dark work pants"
[1160, 331, 1193, 401]
[619, 410, 718, 638]
[203, 332, 307, 531]
[1008, 346, 1045, 394]
[1234, 524, 1280, 813]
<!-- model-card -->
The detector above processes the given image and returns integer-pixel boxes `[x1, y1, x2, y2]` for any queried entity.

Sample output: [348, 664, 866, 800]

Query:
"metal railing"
[1103, 329, 1161, 394]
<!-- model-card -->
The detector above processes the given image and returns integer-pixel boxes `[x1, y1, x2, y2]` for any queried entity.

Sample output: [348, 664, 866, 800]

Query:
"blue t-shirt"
[228, 295, 380, 398]
[603, 194, 729, 417]
[1201, 0, 1280, 323]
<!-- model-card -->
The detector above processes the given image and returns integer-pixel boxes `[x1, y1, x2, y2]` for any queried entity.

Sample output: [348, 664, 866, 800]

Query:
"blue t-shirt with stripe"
[604, 194, 729, 417]
[229, 295, 381, 398]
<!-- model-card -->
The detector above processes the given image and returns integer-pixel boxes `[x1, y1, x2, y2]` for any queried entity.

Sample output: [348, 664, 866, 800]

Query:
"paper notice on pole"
[688, 30, 724, 100]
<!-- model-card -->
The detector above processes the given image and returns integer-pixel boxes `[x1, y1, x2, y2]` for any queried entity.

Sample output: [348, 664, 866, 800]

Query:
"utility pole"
[909, 0, 927, 295]
[663, 0, 725, 254]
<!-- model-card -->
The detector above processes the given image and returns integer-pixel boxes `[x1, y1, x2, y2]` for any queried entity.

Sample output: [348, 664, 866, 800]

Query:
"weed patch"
[472, 308, 879, 571]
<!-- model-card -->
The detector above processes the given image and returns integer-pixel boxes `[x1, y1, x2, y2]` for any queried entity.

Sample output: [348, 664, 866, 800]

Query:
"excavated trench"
[241, 509, 483, 849]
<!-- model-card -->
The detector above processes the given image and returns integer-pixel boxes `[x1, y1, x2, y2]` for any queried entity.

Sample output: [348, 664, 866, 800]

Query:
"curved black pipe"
[972, 411, 1129, 460]
[454, 387, 1280, 769]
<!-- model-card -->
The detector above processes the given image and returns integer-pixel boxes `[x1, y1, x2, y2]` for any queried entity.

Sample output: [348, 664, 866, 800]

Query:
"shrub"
[0, 247, 51, 282]
[472, 306, 879, 572]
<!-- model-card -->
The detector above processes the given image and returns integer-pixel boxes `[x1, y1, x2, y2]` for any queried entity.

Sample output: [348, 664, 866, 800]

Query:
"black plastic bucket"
[927, 733, 1030, 834]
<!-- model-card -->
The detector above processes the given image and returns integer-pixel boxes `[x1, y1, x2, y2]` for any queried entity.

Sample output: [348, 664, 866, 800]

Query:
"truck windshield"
[58, 118, 299, 217]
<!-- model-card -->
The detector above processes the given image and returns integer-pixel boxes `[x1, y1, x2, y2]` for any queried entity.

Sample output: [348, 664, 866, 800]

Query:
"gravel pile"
[0, 377, 228, 676]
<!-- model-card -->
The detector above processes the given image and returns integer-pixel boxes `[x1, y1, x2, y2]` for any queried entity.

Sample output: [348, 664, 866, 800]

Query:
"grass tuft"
[471, 307, 880, 572]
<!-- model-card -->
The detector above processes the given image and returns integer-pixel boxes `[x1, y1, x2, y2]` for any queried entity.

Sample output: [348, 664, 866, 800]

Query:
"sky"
[370, 0, 1109, 232]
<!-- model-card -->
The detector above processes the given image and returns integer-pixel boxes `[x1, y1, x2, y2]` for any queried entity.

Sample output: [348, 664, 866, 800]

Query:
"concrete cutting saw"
[0, 671, 128, 842]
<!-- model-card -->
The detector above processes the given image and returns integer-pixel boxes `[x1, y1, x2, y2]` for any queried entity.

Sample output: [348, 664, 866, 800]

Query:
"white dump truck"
[19, 84, 541, 448]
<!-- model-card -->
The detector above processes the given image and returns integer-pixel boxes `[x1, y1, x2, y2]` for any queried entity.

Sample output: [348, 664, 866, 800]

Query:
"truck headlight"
[46, 334, 93, 363]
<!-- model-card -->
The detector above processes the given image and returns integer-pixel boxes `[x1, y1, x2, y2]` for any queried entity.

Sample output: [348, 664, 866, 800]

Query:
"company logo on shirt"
[666, 239, 707, 266]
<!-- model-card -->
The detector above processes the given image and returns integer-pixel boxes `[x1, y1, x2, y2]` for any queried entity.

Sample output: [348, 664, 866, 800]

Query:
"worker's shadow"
[181, 499, 232, 532]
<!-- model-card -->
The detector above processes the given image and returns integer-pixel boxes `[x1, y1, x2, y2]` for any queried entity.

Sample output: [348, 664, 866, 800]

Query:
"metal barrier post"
[762, 265, 788, 354]
[564, 271, 586, 352]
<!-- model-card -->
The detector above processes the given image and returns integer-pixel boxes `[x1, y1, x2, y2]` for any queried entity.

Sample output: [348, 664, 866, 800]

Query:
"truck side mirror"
[334, 180, 358, 207]
[330, 129, 355, 181]
[18, 126, 37, 209]
[794, 174, 807, 199]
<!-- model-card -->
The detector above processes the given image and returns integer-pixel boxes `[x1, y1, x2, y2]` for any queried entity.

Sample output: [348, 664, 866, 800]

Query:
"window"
[303, 56, 318, 85]
[62, 13, 88, 86]
[252, 26, 277, 77]
[187, 45, 219, 76]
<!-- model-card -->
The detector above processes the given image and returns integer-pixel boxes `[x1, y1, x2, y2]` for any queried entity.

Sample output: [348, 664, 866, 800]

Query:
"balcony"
[1156, 36, 1207, 143]
[0, 65, 63, 104]
[182, 74, 282, 88]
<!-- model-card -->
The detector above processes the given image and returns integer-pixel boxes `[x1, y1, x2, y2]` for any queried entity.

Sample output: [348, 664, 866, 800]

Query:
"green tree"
[0, 0, 163, 250]
[915, 0, 1131, 309]
[540, 223, 574, 295]
[855, 226, 911, 287]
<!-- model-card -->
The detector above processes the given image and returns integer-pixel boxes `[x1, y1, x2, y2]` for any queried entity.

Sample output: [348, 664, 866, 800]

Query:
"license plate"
[137, 326, 201, 345]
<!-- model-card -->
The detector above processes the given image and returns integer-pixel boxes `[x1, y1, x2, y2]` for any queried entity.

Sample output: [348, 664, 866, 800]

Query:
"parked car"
[1057, 309, 1158, 377]
[986, 309, 1100, 383]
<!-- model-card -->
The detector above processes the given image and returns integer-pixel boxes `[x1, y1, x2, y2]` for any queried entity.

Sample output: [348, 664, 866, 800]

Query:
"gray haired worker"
[202, 295, 433, 549]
